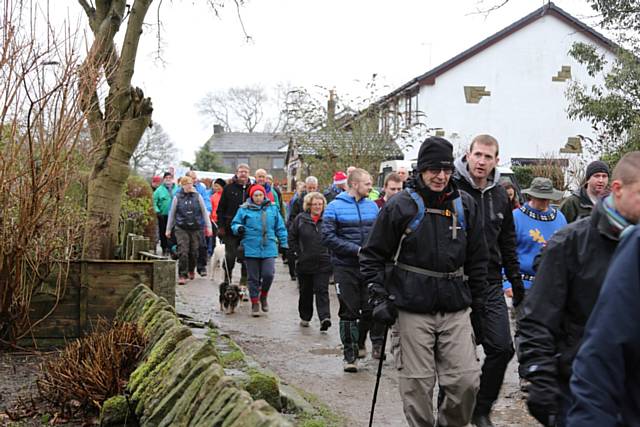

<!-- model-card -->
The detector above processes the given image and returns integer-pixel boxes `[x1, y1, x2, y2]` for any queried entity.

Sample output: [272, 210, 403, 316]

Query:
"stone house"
[205, 125, 289, 183]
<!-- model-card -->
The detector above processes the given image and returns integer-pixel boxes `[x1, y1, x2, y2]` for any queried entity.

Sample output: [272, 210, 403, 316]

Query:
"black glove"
[511, 277, 525, 307]
[236, 225, 245, 236]
[372, 296, 397, 326]
[526, 382, 559, 427]
[368, 282, 388, 303]
[470, 307, 485, 345]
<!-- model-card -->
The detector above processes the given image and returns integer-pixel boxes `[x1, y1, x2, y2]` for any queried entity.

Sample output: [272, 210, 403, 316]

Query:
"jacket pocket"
[390, 325, 403, 370]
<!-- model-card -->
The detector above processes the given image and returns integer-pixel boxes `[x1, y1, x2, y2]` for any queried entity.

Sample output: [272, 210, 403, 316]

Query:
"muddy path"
[176, 260, 537, 426]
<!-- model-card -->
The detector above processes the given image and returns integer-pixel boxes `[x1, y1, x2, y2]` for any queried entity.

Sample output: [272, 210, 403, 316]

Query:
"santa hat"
[333, 171, 348, 185]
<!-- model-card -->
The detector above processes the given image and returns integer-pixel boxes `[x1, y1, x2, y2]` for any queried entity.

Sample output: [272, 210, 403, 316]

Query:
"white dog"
[211, 238, 226, 282]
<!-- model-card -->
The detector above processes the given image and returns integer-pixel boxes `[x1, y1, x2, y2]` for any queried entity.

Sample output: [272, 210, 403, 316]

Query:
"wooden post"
[78, 261, 89, 335]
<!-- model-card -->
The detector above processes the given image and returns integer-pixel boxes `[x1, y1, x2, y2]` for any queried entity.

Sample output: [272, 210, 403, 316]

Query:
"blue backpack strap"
[405, 188, 425, 233]
[453, 196, 466, 231]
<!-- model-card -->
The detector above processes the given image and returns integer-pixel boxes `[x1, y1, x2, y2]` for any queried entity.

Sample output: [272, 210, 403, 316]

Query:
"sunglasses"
[426, 167, 454, 176]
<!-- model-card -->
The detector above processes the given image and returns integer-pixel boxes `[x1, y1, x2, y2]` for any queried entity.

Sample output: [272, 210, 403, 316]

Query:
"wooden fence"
[25, 253, 176, 346]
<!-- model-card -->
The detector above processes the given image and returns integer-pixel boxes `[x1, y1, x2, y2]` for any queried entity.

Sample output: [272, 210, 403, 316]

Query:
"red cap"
[151, 176, 162, 184]
[333, 171, 348, 185]
[249, 184, 267, 199]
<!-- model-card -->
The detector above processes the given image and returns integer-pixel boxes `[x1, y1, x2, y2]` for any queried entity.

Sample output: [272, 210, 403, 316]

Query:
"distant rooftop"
[206, 131, 290, 153]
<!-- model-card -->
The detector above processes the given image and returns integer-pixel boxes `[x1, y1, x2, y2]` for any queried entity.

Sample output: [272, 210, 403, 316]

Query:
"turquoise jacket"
[153, 184, 175, 215]
[231, 200, 288, 258]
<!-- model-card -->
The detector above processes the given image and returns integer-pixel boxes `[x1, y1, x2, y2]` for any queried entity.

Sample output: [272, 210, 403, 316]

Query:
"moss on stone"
[245, 371, 281, 411]
[100, 395, 136, 426]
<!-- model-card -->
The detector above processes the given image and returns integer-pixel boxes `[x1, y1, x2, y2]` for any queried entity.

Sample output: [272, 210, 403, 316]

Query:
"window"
[236, 157, 249, 167]
[223, 157, 235, 170]
[272, 157, 285, 169]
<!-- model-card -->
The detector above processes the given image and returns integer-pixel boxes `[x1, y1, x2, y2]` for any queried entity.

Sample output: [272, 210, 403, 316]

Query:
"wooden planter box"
[25, 259, 176, 346]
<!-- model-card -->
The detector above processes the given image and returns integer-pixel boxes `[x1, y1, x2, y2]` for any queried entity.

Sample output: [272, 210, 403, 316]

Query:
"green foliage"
[183, 141, 225, 172]
[567, 1, 640, 167]
[513, 166, 534, 189]
[120, 175, 157, 241]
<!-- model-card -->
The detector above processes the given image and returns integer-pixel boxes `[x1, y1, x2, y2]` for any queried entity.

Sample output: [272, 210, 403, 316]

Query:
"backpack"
[176, 192, 200, 230]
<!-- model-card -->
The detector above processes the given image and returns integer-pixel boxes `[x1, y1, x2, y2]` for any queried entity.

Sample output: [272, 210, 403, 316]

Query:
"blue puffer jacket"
[321, 191, 379, 267]
[231, 200, 288, 259]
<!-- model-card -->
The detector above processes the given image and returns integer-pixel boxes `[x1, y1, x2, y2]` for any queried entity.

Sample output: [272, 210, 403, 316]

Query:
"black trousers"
[223, 233, 247, 285]
[298, 272, 331, 322]
[475, 281, 515, 415]
[196, 223, 208, 271]
[157, 214, 169, 252]
[334, 265, 384, 347]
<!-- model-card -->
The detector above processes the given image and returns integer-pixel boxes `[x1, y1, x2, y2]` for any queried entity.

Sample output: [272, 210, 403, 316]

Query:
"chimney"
[213, 124, 224, 135]
[327, 89, 336, 129]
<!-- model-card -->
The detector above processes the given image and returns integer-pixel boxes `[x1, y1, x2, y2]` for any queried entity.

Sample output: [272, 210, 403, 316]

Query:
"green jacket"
[154, 184, 175, 216]
[560, 186, 593, 224]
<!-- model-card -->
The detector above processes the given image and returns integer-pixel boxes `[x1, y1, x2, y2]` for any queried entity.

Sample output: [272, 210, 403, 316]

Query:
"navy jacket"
[321, 191, 378, 268]
[567, 226, 640, 427]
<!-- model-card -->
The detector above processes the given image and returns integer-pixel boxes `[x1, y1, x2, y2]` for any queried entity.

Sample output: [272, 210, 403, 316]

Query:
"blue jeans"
[245, 257, 276, 300]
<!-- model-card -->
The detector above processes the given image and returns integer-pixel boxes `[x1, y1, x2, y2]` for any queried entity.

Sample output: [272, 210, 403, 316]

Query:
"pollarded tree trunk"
[78, 0, 154, 259]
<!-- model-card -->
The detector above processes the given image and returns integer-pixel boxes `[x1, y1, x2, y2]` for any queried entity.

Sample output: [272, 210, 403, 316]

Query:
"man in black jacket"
[216, 163, 251, 286]
[361, 137, 488, 426]
[452, 134, 525, 427]
[518, 151, 640, 426]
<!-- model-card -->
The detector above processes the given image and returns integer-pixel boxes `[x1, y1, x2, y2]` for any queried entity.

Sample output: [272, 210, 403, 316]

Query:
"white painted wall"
[400, 14, 616, 166]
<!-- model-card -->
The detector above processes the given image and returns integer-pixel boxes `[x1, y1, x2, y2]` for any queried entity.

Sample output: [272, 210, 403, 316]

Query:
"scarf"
[311, 214, 321, 223]
[603, 195, 634, 239]
[519, 203, 558, 222]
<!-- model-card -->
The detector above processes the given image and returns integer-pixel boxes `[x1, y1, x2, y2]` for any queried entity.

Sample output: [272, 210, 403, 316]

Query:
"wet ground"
[176, 260, 538, 427]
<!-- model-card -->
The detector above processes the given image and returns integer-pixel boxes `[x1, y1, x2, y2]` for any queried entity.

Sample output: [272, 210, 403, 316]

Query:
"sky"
[50, 0, 601, 163]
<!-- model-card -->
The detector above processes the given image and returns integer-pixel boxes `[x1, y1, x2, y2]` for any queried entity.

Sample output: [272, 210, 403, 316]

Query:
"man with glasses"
[452, 134, 525, 427]
[361, 136, 488, 426]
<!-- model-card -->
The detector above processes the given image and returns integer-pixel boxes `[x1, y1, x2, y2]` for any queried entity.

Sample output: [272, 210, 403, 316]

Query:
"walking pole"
[369, 325, 389, 427]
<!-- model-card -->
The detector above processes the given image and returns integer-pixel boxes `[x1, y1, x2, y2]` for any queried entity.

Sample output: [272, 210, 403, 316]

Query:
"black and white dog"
[219, 282, 240, 314]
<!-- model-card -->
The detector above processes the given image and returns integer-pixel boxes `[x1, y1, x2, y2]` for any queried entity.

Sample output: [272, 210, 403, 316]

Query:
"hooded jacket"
[321, 191, 379, 268]
[231, 199, 288, 259]
[288, 211, 332, 274]
[360, 177, 488, 314]
[517, 202, 621, 398]
[567, 226, 640, 427]
[453, 155, 522, 284]
[216, 176, 251, 233]
[560, 186, 593, 224]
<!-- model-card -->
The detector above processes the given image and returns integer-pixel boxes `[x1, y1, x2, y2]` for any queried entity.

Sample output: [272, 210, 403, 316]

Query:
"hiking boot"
[290, 274, 297, 281]
[188, 271, 195, 280]
[260, 295, 269, 312]
[251, 303, 260, 317]
[343, 360, 358, 373]
[472, 413, 495, 427]
[372, 345, 385, 360]
[357, 345, 366, 359]
[320, 319, 332, 332]
[178, 276, 187, 285]
[300, 320, 310, 327]
[197, 267, 207, 277]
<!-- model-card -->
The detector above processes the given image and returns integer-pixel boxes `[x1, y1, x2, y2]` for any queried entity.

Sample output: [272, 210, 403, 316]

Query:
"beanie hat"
[214, 178, 226, 188]
[333, 171, 348, 185]
[416, 136, 454, 172]
[249, 184, 266, 199]
[585, 160, 609, 181]
[151, 175, 162, 184]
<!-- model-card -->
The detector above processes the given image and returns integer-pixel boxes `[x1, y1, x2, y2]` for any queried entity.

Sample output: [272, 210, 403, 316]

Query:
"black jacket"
[453, 156, 521, 284]
[559, 186, 594, 224]
[360, 177, 488, 314]
[216, 177, 250, 233]
[518, 202, 620, 389]
[288, 212, 332, 274]
[288, 191, 307, 225]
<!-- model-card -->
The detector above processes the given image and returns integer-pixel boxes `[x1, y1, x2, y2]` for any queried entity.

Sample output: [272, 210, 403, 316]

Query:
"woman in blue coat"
[232, 184, 288, 316]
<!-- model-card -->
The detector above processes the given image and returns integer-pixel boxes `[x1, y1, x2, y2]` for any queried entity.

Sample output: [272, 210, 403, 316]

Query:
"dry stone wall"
[101, 284, 291, 427]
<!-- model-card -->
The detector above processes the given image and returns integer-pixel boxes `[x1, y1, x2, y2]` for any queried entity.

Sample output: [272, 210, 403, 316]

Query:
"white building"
[377, 2, 617, 167]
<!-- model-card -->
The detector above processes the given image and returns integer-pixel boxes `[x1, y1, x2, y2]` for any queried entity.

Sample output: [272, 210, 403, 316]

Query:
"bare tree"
[130, 123, 177, 176]
[197, 85, 268, 132]
[1, 0, 86, 345]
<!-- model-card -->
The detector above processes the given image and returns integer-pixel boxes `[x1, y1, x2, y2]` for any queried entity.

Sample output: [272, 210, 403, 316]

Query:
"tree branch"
[117, 0, 152, 92]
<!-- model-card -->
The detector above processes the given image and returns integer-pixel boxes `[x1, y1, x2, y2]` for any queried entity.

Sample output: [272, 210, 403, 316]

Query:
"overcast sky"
[52, 0, 601, 163]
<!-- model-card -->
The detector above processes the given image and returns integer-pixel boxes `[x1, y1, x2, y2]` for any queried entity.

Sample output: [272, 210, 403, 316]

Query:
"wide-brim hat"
[522, 177, 563, 200]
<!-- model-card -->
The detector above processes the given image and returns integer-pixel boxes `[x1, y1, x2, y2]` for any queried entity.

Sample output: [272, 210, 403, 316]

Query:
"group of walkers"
[152, 136, 640, 426]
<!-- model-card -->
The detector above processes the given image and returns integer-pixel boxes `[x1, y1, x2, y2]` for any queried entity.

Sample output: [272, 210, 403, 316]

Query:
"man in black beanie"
[560, 160, 609, 223]
[361, 136, 488, 426]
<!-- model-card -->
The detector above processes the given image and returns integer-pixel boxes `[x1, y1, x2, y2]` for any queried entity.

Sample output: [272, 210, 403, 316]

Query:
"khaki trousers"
[392, 308, 480, 427]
